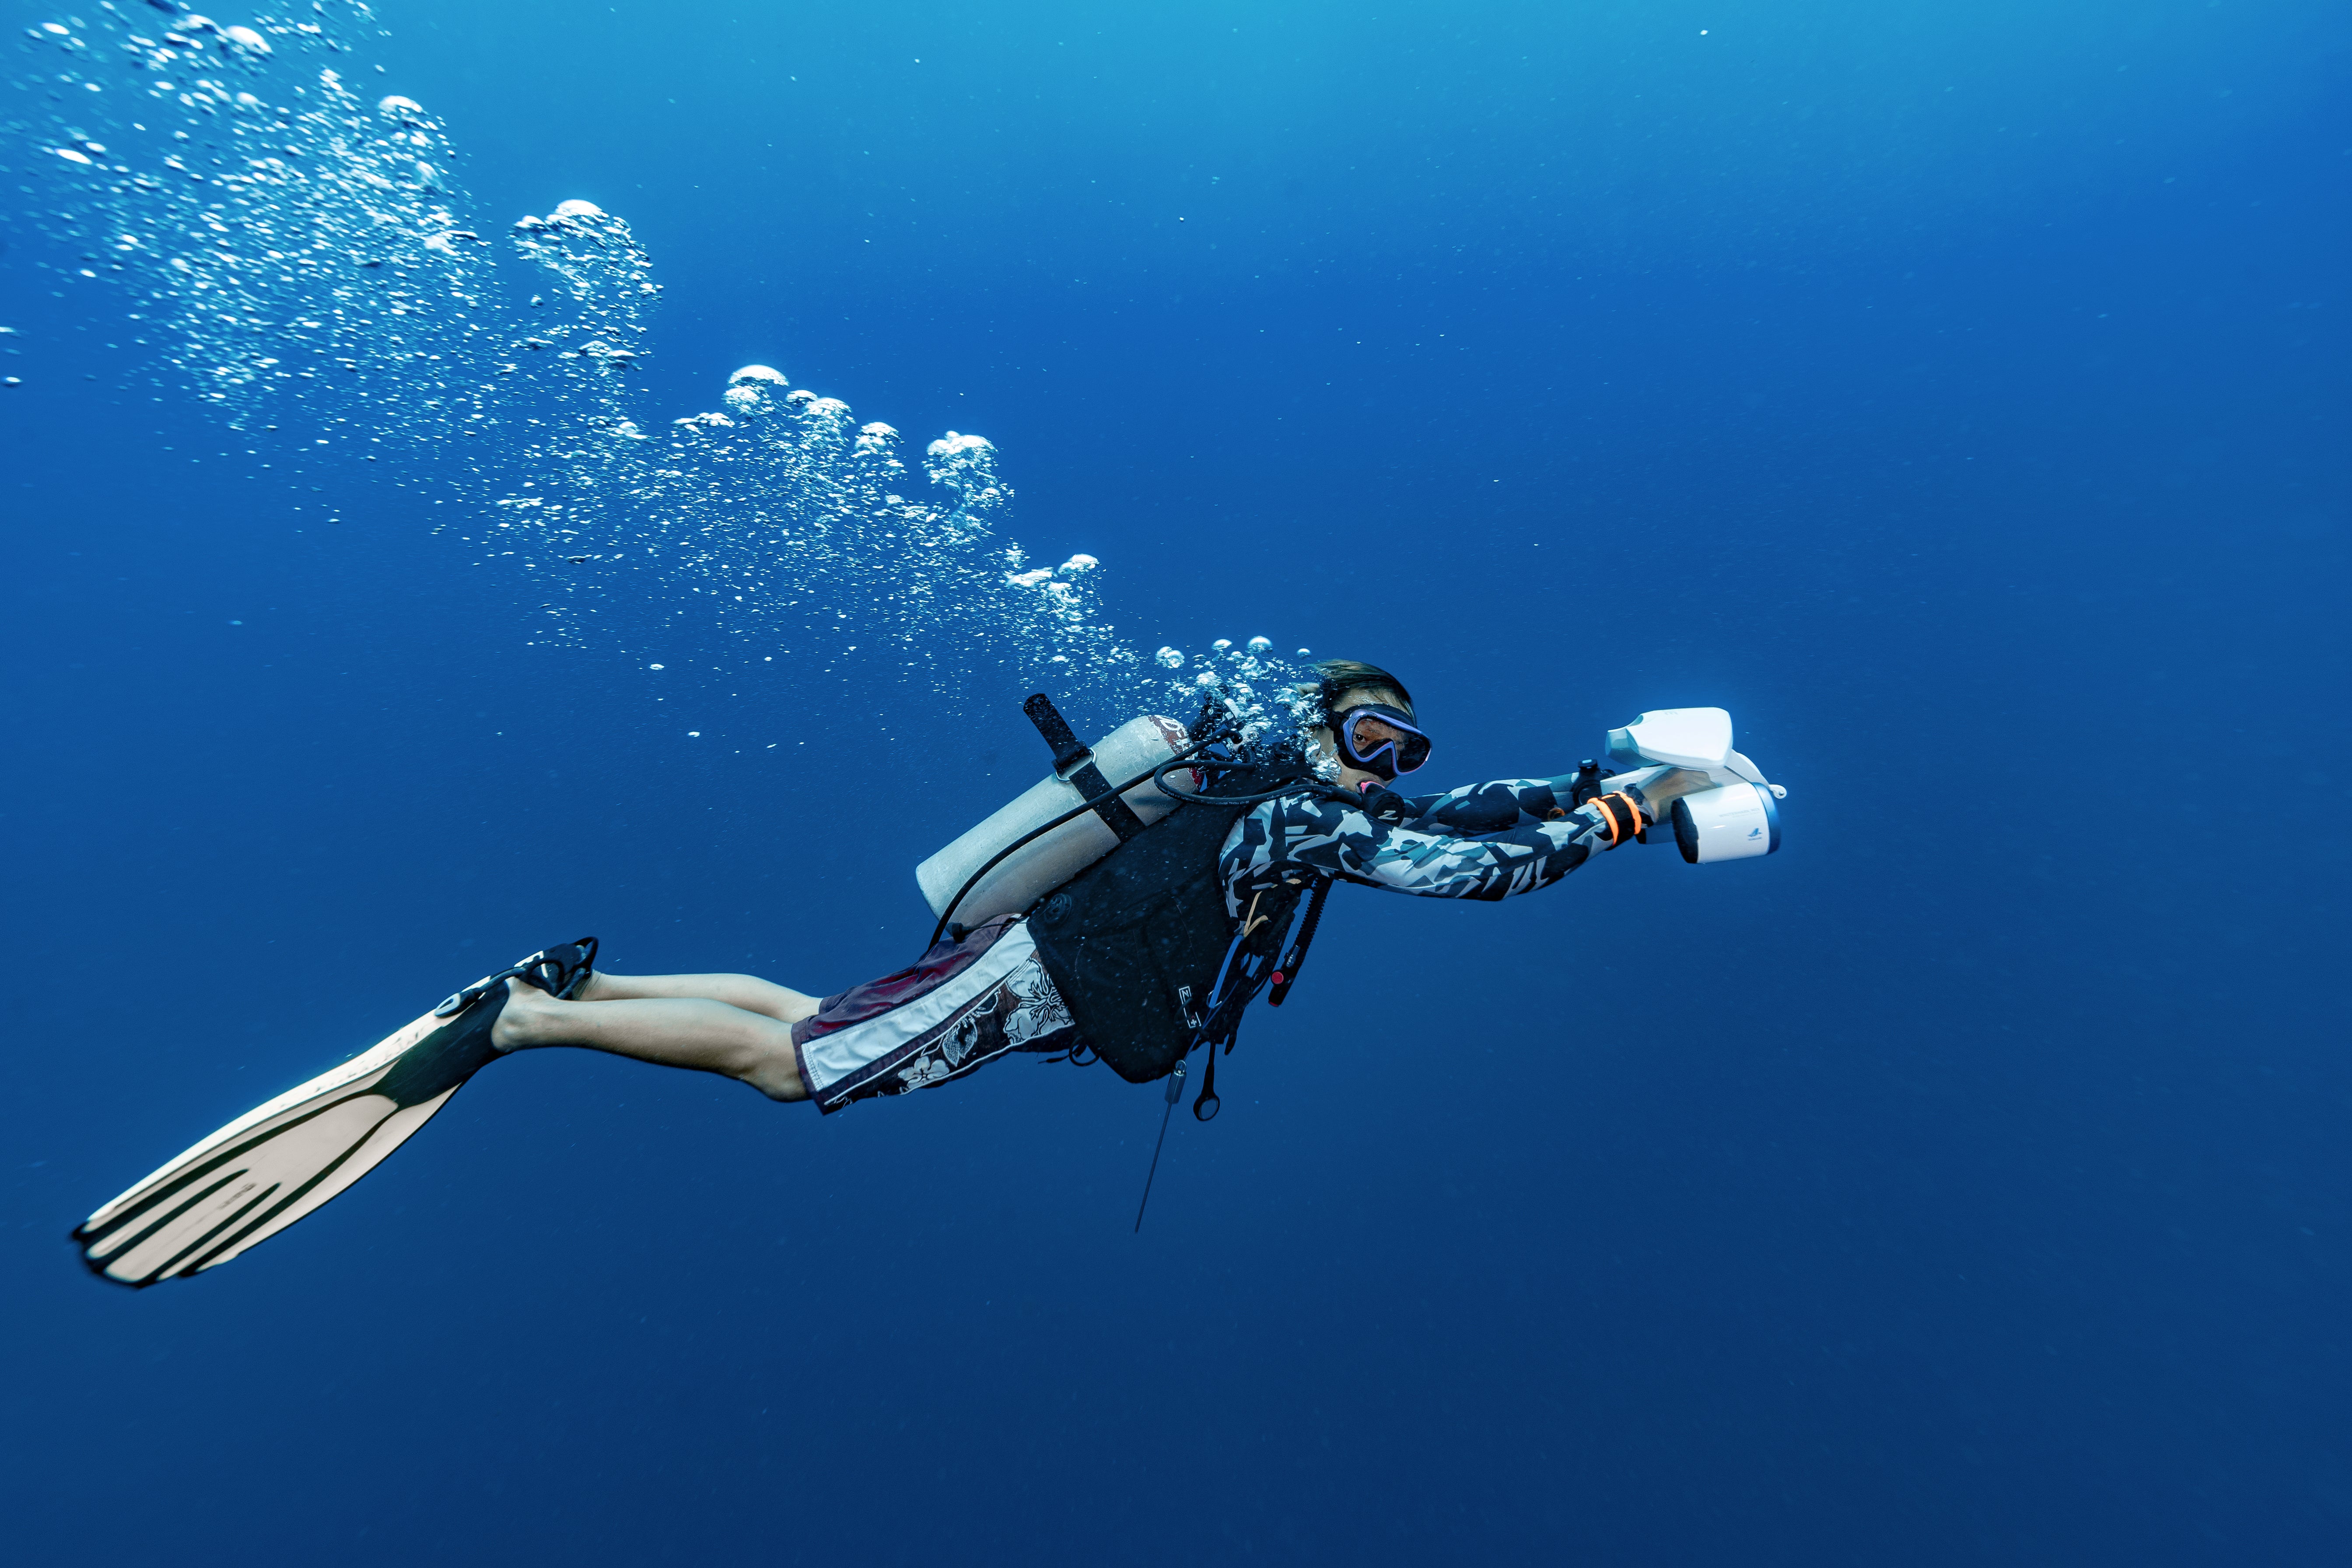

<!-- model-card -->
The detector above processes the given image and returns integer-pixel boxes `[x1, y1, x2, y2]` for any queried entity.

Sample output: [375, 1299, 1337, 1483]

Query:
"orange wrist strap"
[1591, 791, 1646, 847]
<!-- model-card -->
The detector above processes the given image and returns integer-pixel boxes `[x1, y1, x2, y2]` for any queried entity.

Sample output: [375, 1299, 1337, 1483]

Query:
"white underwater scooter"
[1588, 706, 1786, 863]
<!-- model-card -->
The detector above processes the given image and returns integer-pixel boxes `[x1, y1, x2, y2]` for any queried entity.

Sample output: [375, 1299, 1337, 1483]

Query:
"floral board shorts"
[790, 915, 1079, 1113]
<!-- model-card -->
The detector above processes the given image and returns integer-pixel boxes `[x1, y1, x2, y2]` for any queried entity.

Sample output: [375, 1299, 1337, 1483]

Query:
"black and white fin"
[73, 993, 506, 1287]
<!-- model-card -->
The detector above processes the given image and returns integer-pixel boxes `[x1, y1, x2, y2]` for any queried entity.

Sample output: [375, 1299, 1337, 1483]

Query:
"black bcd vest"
[1026, 759, 1319, 1084]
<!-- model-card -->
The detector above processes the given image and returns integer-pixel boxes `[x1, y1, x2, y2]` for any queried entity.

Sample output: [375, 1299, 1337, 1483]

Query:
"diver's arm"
[1401, 767, 1713, 836]
[1395, 777, 1573, 834]
[1219, 790, 1622, 910]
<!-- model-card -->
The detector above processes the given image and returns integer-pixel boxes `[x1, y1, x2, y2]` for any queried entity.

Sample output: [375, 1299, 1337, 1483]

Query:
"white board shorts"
[790, 915, 1080, 1113]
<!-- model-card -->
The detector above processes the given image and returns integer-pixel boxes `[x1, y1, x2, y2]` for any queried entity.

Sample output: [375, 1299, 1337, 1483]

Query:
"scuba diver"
[74, 660, 1753, 1284]
[484, 661, 1711, 1110]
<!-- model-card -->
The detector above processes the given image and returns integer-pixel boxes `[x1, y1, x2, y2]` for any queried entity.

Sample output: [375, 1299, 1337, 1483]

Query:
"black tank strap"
[1025, 693, 1147, 842]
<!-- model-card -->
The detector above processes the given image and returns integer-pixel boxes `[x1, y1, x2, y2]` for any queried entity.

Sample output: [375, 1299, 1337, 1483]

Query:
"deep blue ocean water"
[3, 1, 2347, 1561]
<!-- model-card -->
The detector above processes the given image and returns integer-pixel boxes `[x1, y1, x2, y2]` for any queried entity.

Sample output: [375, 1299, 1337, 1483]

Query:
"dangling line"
[1133, 1061, 1187, 1233]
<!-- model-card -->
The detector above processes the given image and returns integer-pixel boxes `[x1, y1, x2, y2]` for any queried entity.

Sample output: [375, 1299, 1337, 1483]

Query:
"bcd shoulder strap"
[1023, 693, 1146, 841]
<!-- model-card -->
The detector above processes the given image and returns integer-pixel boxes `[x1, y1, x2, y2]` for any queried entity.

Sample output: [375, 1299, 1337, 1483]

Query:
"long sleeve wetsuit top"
[1215, 777, 1617, 917]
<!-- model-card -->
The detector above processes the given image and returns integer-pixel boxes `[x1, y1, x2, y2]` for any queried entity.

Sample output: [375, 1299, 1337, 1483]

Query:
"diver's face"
[1321, 690, 1412, 794]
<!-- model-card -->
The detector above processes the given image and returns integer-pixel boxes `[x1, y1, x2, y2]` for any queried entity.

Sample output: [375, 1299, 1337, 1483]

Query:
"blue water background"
[4, 1, 2348, 1561]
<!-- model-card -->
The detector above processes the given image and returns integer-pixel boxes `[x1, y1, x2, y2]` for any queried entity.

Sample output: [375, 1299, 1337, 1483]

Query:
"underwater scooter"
[1564, 706, 1786, 863]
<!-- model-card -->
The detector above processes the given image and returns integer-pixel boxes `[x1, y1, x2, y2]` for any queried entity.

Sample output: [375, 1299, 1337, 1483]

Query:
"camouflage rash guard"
[1214, 776, 1619, 916]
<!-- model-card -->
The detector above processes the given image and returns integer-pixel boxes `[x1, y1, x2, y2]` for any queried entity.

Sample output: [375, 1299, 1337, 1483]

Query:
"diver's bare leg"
[574, 969, 820, 1025]
[490, 979, 813, 1102]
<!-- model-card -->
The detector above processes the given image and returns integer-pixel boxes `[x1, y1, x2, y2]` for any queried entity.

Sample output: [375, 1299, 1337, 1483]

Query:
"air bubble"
[6, 6, 1311, 737]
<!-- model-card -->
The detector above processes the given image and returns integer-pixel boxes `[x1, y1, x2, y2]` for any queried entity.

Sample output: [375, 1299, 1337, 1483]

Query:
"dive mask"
[1333, 703, 1432, 780]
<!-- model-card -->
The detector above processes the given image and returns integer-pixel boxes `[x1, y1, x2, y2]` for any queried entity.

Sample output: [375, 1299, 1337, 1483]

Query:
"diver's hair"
[1308, 658, 1414, 719]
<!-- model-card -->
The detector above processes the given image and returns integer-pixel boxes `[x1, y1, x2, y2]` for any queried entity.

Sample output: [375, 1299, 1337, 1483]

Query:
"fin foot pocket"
[434, 936, 598, 1018]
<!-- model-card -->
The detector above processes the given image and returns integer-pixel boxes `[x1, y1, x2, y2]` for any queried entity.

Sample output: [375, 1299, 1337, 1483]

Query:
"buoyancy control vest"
[918, 694, 1335, 1102]
[1026, 753, 1323, 1089]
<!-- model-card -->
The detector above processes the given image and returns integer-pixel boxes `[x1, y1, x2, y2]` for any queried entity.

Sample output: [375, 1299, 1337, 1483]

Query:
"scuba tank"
[916, 705, 1203, 930]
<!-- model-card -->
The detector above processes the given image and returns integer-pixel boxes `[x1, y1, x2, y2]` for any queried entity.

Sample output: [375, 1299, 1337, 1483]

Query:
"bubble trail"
[6, 3, 1316, 742]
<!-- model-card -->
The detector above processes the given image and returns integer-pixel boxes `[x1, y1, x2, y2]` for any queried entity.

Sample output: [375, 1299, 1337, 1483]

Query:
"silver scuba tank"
[916, 714, 1202, 927]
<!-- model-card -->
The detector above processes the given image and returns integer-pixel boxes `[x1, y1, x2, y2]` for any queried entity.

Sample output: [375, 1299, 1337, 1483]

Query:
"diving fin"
[73, 938, 597, 1288]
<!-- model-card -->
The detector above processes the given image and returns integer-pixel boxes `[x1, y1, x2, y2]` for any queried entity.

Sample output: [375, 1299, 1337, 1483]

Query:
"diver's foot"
[489, 976, 558, 1054]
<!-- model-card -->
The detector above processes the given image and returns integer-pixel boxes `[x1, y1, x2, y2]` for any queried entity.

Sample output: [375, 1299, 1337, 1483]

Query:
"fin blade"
[75, 1003, 494, 1287]
[184, 1086, 464, 1277]
[77, 1005, 447, 1240]
[86, 1093, 402, 1284]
